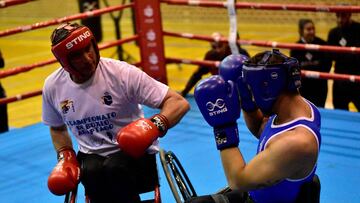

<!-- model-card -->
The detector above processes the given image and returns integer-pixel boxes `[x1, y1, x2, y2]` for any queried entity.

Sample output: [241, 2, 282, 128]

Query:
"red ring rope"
[0, 35, 138, 79]
[163, 31, 360, 54]
[2, 0, 360, 106]
[0, 3, 133, 37]
[161, 0, 360, 13]
[0, 0, 35, 8]
[0, 90, 42, 105]
[166, 57, 360, 83]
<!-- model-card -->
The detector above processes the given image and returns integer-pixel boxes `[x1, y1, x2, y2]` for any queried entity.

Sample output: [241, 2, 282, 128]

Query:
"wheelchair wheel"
[64, 186, 78, 203]
[159, 149, 197, 203]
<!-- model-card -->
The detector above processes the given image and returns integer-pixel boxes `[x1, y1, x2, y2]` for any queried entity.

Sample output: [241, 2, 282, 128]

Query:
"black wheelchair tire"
[159, 149, 183, 203]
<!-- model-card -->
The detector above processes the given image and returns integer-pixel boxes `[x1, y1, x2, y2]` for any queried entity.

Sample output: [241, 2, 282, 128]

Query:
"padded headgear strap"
[246, 49, 301, 91]
[242, 49, 301, 114]
[51, 22, 99, 77]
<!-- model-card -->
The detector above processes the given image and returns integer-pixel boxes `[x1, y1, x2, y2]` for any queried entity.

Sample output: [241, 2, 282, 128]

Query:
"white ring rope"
[227, 0, 239, 54]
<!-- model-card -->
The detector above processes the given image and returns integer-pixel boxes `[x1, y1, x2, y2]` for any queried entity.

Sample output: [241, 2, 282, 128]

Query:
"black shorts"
[77, 150, 159, 203]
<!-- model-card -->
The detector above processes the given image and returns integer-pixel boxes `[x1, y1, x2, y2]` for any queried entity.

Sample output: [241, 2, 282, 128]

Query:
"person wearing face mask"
[290, 19, 332, 108]
[327, 10, 360, 111]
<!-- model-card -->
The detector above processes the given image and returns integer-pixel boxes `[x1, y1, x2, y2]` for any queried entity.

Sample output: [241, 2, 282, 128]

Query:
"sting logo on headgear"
[65, 31, 91, 49]
[270, 72, 278, 79]
[50, 22, 100, 77]
[101, 92, 113, 106]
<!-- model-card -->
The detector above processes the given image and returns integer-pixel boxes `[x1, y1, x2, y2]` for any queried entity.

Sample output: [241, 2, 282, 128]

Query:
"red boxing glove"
[47, 148, 80, 196]
[117, 114, 169, 158]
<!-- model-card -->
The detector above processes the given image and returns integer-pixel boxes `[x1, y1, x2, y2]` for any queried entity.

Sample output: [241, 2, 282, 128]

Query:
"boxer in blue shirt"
[192, 49, 321, 203]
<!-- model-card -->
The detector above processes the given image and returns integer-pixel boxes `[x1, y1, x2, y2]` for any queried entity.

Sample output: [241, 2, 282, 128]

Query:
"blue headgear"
[242, 49, 301, 114]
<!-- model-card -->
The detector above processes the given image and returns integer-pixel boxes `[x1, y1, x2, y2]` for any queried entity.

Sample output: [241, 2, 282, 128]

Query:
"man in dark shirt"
[0, 49, 9, 133]
[327, 12, 360, 110]
[181, 33, 249, 97]
[291, 19, 332, 107]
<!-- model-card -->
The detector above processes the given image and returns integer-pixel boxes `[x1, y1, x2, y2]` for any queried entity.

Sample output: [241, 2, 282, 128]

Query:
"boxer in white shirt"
[43, 22, 190, 203]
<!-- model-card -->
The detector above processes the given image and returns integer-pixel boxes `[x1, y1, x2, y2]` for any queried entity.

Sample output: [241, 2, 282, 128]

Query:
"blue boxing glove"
[194, 75, 240, 150]
[219, 54, 257, 112]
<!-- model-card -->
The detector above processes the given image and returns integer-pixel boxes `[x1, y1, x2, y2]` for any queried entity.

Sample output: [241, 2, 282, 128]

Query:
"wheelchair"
[64, 149, 320, 203]
[62, 149, 194, 203]
[64, 152, 161, 203]
[159, 149, 197, 203]
[159, 149, 321, 203]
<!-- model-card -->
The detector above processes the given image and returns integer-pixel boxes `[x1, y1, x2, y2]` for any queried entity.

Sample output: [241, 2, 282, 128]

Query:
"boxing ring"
[1, 0, 360, 202]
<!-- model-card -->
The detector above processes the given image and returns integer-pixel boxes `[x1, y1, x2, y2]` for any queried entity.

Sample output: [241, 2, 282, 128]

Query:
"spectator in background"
[78, 0, 102, 42]
[181, 32, 250, 97]
[0, 49, 9, 133]
[290, 19, 332, 107]
[327, 11, 360, 110]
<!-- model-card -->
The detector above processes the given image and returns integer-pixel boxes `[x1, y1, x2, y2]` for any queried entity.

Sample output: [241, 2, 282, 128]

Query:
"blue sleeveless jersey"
[249, 100, 321, 203]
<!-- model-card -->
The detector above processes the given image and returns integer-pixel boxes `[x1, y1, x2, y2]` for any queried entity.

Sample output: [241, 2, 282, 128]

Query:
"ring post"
[133, 0, 167, 84]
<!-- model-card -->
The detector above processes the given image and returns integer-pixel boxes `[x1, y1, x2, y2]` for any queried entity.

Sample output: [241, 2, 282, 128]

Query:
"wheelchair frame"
[159, 149, 197, 203]
[64, 149, 320, 203]
[159, 149, 320, 203]
[63, 149, 218, 203]
[64, 159, 161, 203]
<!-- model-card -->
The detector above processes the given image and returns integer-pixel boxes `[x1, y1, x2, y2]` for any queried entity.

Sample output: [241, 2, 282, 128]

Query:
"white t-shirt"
[42, 57, 169, 156]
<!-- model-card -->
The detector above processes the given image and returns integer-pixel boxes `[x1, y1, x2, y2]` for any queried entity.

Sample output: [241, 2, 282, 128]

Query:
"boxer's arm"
[242, 110, 268, 139]
[158, 89, 190, 128]
[50, 125, 73, 152]
[218, 54, 265, 139]
[221, 128, 317, 191]
[117, 89, 189, 158]
[48, 125, 80, 195]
